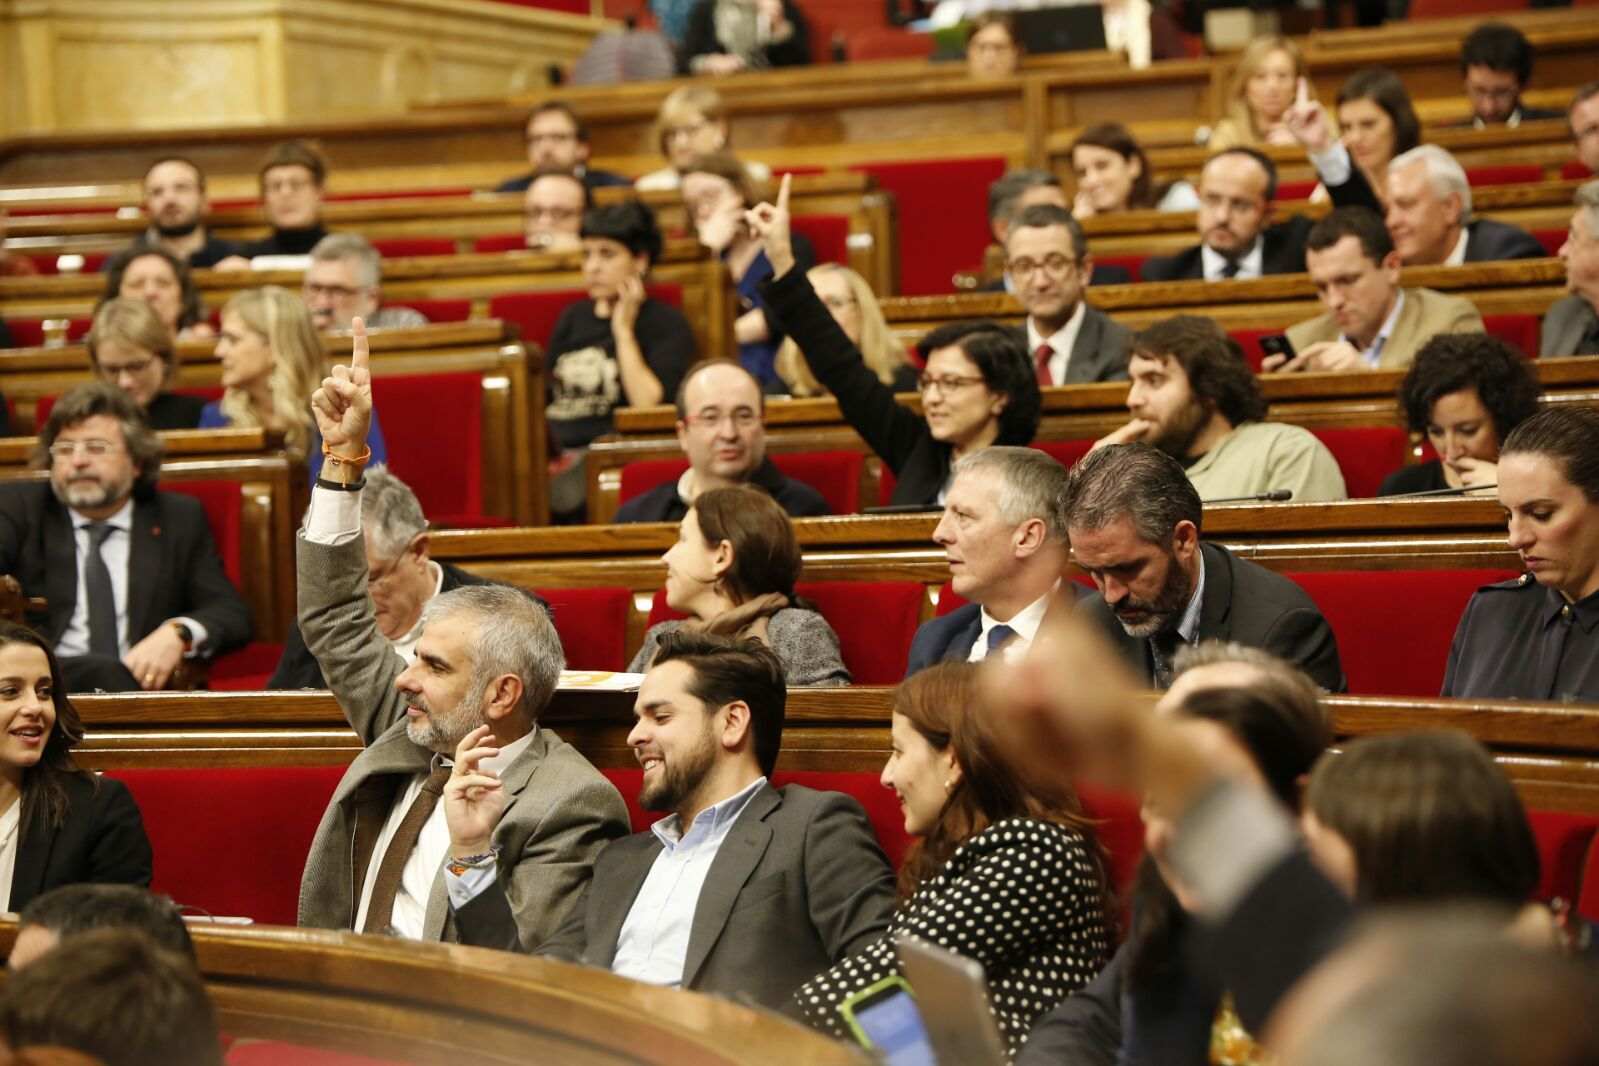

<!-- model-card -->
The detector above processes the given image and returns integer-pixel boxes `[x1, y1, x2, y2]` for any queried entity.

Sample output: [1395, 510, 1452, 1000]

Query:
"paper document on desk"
[558, 670, 644, 691]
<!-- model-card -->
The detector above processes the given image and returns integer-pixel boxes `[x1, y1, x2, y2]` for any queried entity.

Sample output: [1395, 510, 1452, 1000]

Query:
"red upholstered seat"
[850, 157, 1009, 296]
[1033, 439, 1096, 471]
[103, 765, 346, 924]
[388, 298, 472, 323]
[1077, 783, 1145, 903]
[1579, 831, 1599, 921]
[620, 458, 689, 502]
[791, 213, 851, 266]
[489, 284, 682, 350]
[1562, 161, 1594, 181]
[1276, 179, 1319, 201]
[472, 233, 526, 254]
[847, 27, 935, 61]
[1093, 254, 1146, 284]
[370, 237, 456, 258]
[370, 373, 485, 523]
[1464, 163, 1543, 187]
[167, 480, 245, 589]
[1229, 328, 1275, 372]
[1306, 425, 1409, 499]
[1483, 313, 1540, 356]
[207, 642, 286, 691]
[1526, 810, 1599, 906]
[1285, 568, 1518, 695]
[1533, 229, 1566, 257]
[2, 317, 91, 349]
[324, 186, 474, 202]
[534, 586, 634, 672]
[619, 451, 865, 515]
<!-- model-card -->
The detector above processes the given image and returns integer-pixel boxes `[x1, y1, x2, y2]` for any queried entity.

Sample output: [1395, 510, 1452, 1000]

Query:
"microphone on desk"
[1202, 489, 1294, 504]
[1379, 483, 1498, 498]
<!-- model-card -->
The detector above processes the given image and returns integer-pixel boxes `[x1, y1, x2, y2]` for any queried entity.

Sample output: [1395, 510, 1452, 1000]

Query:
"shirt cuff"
[445, 862, 499, 910]
[171, 617, 208, 659]
[1166, 780, 1298, 920]
[303, 485, 364, 546]
[1308, 143, 1352, 187]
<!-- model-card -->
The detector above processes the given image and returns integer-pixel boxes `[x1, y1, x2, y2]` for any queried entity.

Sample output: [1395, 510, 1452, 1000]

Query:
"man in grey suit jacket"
[478, 630, 896, 1009]
[1541, 181, 1599, 357]
[1007, 204, 1130, 384]
[297, 323, 629, 950]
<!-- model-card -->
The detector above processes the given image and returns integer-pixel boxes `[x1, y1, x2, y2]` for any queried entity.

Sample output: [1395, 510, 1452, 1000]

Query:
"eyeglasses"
[683, 407, 760, 430]
[263, 175, 314, 195]
[303, 282, 366, 300]
[368, 537, 422, 588]
[98, 357, 157, 378]
[918, 374, 986, 395]
[1006, 255, 1080, 280]
[665, 121, 710, 142]
[49, 438, 121, 460]
[526, 206, 580, 223]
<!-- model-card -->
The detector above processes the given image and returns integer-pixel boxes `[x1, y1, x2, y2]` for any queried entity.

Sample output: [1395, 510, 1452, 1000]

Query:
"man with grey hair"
[267, 466, 542, 689]
[906, 446, 1078, 674]
[1541, 179, 1599, 356]
[296, 325, 627, 949]
[1062, 442, 1344, 691]
[0, 381, 249, 692]
[303, 233, 428, 332]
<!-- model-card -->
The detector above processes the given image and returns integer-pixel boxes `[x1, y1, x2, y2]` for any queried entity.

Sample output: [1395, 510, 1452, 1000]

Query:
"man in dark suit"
[484, 630, 895, 1008]
[496, 102, 631, 194]
[1541, 180, 1599, 357]
[1457, 22, 1566, 129]
[0, 383, 250, 693]
[1062, 443, 1345, 692]
[907, 447, 1078, 674]
[1006, 204, 1131, 384]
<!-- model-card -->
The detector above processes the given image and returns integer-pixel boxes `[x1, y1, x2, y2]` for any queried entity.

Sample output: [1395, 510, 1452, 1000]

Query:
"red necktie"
[1034, 343, 1054, 386]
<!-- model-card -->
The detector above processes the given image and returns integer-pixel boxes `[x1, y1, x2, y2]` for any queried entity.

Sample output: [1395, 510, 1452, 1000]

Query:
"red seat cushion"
[1077, 782, 1145, 902]
[1464, 164, 1543, 187]
[324, 186, 474, 203]
[225, 1044, 407, 1066]
[1229, 328, 1276, 372]
[370, 237, 456, 258]
[1562, 161, 1594, 181]
[773, 770, 915, 868]
[166, 480, 245, 589]
[850, 157, 1009, 296]
[207, 642, 286, 691]
[620, 458, 689, 503]
[490, 284, 682, 349]
[792, 213, 851, 266]
[371, 373, 483, 519]
[1483, 313, 1540, 357]
[1276, 179, 1319, 201]
[534, 586, 633, 672]
[389, 298, 472, 323]
[847, 26, 935, 61]
[1307, 426, 1409, 499]
[1533, 229, 1566, 257]
[472, 233, 527, 254]
[1033, 439, 1096, 471]
[1579, 830, 1599, 921]
[104, 765, 347, 924]
[1526, 810, 1599, 905]
[1285, 568, 1518, 695]
[3, 317, 91, 349]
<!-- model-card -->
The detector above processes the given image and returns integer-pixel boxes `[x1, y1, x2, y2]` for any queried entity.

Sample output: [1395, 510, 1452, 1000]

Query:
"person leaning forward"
[296, 318, 629, 949]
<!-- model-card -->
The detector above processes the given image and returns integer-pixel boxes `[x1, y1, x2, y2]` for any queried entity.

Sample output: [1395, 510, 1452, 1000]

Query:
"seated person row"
[1069, 123, 1199, 219]
[0, 383, 250, 693]
[495, 101, 630, 195]
[1543, 179, 1599, 357]
[1379, 333, 1541, 496]
[99, 246, 211, 341]
[302, 233, 427, 331]
[628, 484, 848, 686]
[773, 264, 918, 397]
[980, 172, 1134, 288]
[86, 298, 206, 431]
[1099, 316, 1347, 503]
[201, 286, 390, 485]
[636, 86, 771, 193]
[545, 201, 695, 518]
[1270, 206, 1482, 373]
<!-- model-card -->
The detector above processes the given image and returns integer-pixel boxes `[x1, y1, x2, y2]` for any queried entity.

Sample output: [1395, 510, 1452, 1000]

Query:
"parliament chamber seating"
[370, 236, 457, 258]
[618, 450, 866, 516]
[535, 585, 635, 672]
[1306, 426, 1410, 499]
[850, 157, 1008, 296]
[387, 297, 473, 322]
[370, 371, 504, 529]
[1483, 312, 1541, 356]
[488, 282, 682, 350]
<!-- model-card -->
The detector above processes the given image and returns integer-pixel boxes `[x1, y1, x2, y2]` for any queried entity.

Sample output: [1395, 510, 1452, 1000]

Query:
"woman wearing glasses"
[750, 178, 1040, 508]
[86, 298, 205, 430]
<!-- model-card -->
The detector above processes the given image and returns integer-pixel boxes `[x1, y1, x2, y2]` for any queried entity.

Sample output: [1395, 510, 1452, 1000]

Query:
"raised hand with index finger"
[743, 172, 796, 278]
[1282, 76, 1333, 155]
[311, 315, 374, 462]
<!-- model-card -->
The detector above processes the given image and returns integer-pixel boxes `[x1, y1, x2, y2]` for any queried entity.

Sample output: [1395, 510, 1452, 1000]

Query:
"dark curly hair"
[100, 246, 205, 333]
[915, 321, 1041, 445]
[1398, 334, 1540, 443]
[1132, 315, 1267, 426]
[580, 200, 664, 268]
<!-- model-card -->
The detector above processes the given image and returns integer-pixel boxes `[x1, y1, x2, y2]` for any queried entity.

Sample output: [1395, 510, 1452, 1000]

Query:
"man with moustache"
[613, 359, 828, 523]
[126, 157, 245, 268]
[499, 630, 896, 1006]
[0, 383, 250, 693]
[1062, 442, 1345, 692]
[296, 323, 628, 949]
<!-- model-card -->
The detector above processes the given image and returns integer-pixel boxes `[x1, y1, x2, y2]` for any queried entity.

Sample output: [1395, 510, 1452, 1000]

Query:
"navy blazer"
[905, 585, 1082, 676]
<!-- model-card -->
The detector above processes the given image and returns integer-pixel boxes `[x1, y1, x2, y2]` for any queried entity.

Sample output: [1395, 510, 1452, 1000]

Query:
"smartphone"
[839, 976, 938, 1066]
[1259, 334, 1296, 364]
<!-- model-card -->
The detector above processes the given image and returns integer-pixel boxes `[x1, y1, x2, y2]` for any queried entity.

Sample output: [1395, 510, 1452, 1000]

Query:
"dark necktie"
[1034, 344, 1055, 386]
[986, 624, 1018, 659]
[363, 763, 452, 935]
[82, 523, 119, 658]
[1218, 259, 1242, 280]
[1149, 630, 1183, 689]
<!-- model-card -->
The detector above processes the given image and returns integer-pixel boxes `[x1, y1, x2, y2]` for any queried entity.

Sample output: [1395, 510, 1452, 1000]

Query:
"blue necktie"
[985, 624, 1017, 659]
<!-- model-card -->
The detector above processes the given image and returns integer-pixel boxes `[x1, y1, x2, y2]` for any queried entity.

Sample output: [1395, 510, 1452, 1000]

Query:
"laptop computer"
[894, 936, 1009, 1066]
[1012, 5, 1108, 54]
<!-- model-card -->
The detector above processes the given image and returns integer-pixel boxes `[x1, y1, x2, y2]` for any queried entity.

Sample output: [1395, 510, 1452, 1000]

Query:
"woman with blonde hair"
[199, 286, 388, 481]
[774, 264, 916, 396]
[86, 297, 205, 430]
[1208, 37, 1315, 151]
[635, 85, 771, 192]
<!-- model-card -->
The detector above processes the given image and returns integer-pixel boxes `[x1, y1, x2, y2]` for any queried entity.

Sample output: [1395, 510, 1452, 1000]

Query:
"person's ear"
[941, 748, 964, 793]
[411, 532, 431, 564]
[711, 538, 734, 582]
[1014, 516, 1047, 558]
[1171, 519, 1200, 562]
[481, 673, 525, 724]
[719, 699, 753, 753]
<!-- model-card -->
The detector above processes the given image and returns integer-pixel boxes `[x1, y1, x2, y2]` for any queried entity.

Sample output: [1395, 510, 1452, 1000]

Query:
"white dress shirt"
[1027, 302, 1088, 385]
[611, 775, 768, 986]
[967, 581, 1060, 664]
[1347, 290, 1405, 368]
[0, 799, 21, 911]
[1201, 238, 1264, 281]
[1445, 229, 1469, 267]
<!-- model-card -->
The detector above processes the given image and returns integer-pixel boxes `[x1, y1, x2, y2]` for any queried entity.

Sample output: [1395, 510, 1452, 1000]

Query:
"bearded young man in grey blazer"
[297, 321, 628, 950]
[459, 630, 896, 1009]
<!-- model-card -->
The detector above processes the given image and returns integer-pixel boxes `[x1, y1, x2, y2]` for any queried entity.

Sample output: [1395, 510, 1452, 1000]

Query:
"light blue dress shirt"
[610, 775, 768, 987]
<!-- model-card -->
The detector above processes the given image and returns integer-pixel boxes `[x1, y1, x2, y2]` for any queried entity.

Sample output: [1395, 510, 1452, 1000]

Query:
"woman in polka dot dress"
[792, 661, 1112, 1060]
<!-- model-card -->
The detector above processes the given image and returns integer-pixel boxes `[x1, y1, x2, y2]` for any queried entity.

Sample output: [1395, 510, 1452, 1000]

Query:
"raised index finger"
[350, 317, 369, 374]
[776, 172, 792, 214]
[1296, 77, 1310, 107]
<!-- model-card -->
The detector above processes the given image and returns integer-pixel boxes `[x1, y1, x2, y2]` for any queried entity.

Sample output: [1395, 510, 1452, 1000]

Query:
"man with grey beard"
[295, 321, 627, 949]
[0, 382, 249, 692]
[1062, 443, 1346, 692]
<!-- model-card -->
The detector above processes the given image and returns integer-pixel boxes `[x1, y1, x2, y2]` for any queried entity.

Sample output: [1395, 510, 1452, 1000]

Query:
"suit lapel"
[951, 608, 984, 662]
[680, 785, 778, 988]
[591, 833, 666, 967]
[9, 803, 53, 910]
[1379, 290, 1424, 370]
[1066, 310, 1100, 384]
[42, 499, 77, 643]
[1195, 542, 1234, 642]
[125, 498, 161, 643]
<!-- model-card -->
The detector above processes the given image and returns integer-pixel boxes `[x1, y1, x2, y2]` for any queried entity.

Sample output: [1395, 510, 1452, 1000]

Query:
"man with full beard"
[1062, 442, 1346, 692]
[1096, 315, 1347, 503]
[516, 629, 897, 1007]
[295, 322, 628, 949]
[0, 383, 250, 692]
[125, 158, 245, 269]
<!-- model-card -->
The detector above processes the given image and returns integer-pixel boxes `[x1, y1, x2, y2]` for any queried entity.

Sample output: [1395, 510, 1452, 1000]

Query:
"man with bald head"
[611, 359, 829, 523]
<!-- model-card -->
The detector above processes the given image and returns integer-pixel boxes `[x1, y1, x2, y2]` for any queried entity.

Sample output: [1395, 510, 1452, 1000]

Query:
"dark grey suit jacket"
[1541, 293, 1599, 357]
[523, 782, 897, 1010]
[1051, 306, 1132, 383]
[1463, 218, 1546, 263]
[1080, 541, 1346, 693]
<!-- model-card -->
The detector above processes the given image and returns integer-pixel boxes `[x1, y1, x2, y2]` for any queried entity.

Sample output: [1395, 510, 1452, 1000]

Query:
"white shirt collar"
[976, 580, 1060, 663]
[1201, 237, 1263, 281]
[1346, 289, 1405, 367]
[1474, 108, 1522, 130]
[1445, 229, 1470, 267]
[1174, 550, 1206, 645]
[651, 774, 767, 847]
[438, 723, 537, 777]
[1026, 301, 1088, 383]
[72, 497, 134, 532]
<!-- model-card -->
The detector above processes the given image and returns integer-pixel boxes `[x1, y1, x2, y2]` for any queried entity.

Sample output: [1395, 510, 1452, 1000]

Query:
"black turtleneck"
[243, 225, 328, 257]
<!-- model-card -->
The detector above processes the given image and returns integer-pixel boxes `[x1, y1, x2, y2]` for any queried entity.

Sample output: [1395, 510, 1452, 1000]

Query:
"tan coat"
[1285, 287, 1484, 371]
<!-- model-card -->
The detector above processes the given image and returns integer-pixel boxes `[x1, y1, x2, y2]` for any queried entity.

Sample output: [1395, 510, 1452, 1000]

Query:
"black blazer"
[9, 773, 153, 911]
[1055, 305, 1133, 383]
[0, 483, 252, 655]
[143, 392, 208, 432]
[1079, 541, 1347, 692]
[267, 561, 513, 690]
[905, 585, 1083, 676]
[1464, 218, 1546, 263]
